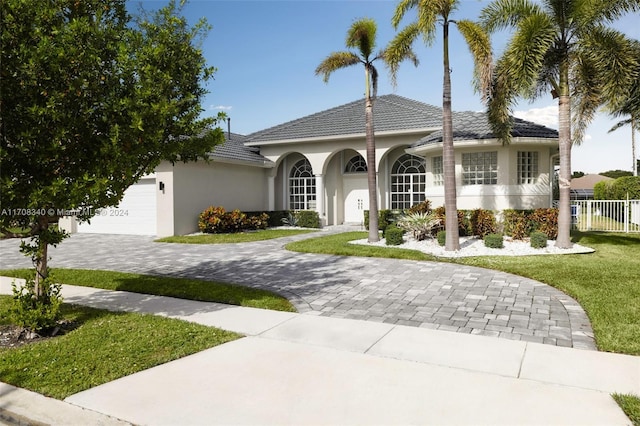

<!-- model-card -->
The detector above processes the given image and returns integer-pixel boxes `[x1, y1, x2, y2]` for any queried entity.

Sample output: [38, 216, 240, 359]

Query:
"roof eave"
[208, 154, 275, 168]
[245, 127, 442, 146]
[407, 136, 559, 155]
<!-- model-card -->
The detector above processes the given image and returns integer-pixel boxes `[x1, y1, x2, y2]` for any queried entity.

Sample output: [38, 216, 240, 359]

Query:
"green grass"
[0, 295, 241, 399]
[0, 268, 296, 312]
[156, 228, 317, 244]
[613, 394, 640, 426]
[285, 231, 434, 261]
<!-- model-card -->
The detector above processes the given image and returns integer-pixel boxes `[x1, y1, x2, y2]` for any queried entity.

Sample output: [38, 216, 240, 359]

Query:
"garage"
[77, 178, 157, 235]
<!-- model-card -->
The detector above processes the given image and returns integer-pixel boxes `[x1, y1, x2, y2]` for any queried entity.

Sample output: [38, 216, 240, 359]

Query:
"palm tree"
[315, 18, 417, 242]
[481, 0, 640, 248]
[608, 41, 640, 177]
[387, 0, 492, 251]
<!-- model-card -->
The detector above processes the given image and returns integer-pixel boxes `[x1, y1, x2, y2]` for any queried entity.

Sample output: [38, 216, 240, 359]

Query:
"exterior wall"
[157, 160, 270, 237]
[260, 133, 424, 225]
[422, 142, 555, 211]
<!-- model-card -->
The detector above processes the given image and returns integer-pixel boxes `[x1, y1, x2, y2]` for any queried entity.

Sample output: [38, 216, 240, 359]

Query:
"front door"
[343, 176, 368, 223]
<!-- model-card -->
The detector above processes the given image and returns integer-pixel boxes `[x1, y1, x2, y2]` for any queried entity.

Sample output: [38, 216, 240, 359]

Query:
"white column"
[315, 174, 324, 224]
[267, 175, 275, 211]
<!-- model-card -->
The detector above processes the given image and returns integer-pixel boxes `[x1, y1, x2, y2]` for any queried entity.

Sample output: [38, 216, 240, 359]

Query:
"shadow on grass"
[572, 231, 640, 246]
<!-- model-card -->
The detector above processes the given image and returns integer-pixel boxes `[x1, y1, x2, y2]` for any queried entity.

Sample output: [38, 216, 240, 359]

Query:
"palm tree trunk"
[632, 115, 637, 177]
[555, 92, 573, 248]
[442, 20, 460, 251]
[365, 95, 380, 242]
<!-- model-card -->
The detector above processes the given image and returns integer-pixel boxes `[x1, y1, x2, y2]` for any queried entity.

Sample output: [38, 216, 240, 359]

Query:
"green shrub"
[470, 208, 497, 238]
[612, 176, 640, 199]
[530, 231, 548, 249]
[246, 210, 289, 228]
[484, 233, 504, 249]
[408, 200, 432, 214]
[594, 180, 614, 200]
[296, 210, 320, 228]
[11, 273, 62, 333]
[396, 212, 440, 241]
[384, 225, 404, 246]
[364, 209, 394, 232]
[437, 230, 446, 246]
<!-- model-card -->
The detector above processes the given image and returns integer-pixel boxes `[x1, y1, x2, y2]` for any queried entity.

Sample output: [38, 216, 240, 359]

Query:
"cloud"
[211, 105, 233, 111]
[513, 105, 558, 128]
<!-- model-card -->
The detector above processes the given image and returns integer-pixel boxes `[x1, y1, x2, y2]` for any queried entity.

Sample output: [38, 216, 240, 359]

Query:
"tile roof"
[570, 174, 614, 190]
[412, 111, 558, 147]
[210, 131, 272, 165]
[245, 94, 443, 143]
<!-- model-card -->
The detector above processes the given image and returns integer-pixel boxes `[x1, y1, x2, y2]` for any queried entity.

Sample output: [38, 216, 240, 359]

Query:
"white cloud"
[513, 105, 558, 128]
[211, 105, 233, 111]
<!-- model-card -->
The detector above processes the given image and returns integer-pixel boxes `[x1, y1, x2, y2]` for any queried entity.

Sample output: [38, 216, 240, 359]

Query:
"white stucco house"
[63, 94, 559, 236]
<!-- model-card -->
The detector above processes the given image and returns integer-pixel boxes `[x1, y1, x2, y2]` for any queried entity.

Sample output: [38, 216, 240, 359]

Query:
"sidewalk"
[1, 277, 638, 425]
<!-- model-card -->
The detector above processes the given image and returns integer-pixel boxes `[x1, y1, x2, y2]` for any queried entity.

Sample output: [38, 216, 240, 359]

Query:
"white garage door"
[78, 178, 157, 235]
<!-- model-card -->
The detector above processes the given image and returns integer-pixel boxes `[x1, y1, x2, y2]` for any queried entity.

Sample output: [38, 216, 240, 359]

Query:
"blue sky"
[142, 0, 639, 174]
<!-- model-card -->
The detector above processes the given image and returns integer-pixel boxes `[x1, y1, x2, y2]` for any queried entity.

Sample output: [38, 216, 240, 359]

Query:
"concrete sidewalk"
[1, 278, 638, 425]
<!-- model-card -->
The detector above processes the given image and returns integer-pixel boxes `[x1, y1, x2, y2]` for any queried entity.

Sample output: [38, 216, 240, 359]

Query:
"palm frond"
[499, 13, 556, 96]
[392, 0, 420, 28]
[570, 53, 602, 145]
[314, 51, 361, 83]
[580, 0, 640, 25]
[609, 118, 633, 133]
[487, 57, 518, 145]
[480, 0, 541, 33]
[385, 23, 421, 87]
[455, 19, 493, 104]
[346, 18, 377, 60]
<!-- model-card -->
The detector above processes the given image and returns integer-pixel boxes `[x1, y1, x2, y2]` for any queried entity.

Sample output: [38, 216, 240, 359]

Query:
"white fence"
[571, 199, 640, 233]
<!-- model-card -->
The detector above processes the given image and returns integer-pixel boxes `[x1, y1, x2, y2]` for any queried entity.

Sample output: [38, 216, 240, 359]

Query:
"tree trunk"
[442, 20, 460, 251]
[365, 95, 380, 242]
[555, 93, 573, 249]
[632, 115, 637, 177]
[34, 216, 50, 299]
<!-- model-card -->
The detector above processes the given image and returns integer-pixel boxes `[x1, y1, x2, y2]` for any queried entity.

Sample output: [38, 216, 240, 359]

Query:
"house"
[62, 94, 559, 236]
[570, 174, 614, 200]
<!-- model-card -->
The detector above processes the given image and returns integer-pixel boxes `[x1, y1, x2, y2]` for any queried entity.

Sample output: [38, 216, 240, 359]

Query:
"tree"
[607, 40, 640, 177]
[0, 0, 224, 325]
[387, 0, 492, 251]
[481, 0, 640, 248]
[572, 171, 586, 179]
[315, 18, 417, 243]
[601, 170, 633, 179]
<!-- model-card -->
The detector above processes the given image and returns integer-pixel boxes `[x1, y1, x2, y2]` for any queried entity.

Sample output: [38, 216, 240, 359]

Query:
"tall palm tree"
[607, 41, 640, 177]
[387, 0, 492, 251]
[481, 0, 640, 248]
[316, 18, 417, 242]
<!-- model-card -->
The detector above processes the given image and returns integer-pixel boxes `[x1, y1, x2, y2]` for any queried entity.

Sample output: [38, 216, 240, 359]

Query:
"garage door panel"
[78, 179, 157, 235]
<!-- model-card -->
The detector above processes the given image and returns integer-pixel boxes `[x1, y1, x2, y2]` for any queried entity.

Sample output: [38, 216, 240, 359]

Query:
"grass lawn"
[0, 295, 241, 399]
[0, 268, 296, 312]
[156, 228, 317, 244]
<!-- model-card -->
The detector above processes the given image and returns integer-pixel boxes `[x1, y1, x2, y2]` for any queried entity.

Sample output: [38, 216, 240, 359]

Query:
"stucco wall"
[157, 160, 270, 237]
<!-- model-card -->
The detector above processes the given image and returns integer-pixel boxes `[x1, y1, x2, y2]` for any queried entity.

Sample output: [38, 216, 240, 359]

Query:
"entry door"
[343, 176, 369, 223]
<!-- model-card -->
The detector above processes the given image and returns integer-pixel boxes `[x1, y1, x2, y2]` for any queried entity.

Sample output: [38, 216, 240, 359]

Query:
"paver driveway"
[0, 228, 595, 349]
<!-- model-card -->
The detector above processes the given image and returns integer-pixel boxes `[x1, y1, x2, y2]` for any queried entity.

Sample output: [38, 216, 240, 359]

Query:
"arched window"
[345, 155, 368, 173]
[289, 159, 316, 210]
[391, 154, 426, 209]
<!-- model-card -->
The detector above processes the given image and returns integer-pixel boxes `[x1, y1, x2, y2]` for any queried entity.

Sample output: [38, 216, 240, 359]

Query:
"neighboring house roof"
[245, 94, 443, 143]
[412, 111, 558, 147]
[210, 131, 273, 166]
[570, 174, 614, 190]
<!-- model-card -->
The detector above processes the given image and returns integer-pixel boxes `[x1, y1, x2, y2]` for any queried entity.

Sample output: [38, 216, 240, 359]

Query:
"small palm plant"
[396, 212, 441, 241]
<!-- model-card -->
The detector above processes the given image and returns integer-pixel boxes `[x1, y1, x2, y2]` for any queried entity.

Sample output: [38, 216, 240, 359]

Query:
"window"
[345, 155, 367, 173]
[289, 159, 316, 210]
[518, 151, 538, 184]
[462, 151, 497, 185]
[432, 156, 443, 186]
[391, 154, 425, 209]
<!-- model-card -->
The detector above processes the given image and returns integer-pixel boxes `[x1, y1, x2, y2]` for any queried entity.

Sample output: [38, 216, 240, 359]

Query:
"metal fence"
[571, 199, 640, 233]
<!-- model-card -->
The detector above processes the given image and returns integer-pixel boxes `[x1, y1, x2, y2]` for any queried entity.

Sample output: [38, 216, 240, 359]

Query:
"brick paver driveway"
[0, 229, 595, 349]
